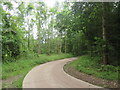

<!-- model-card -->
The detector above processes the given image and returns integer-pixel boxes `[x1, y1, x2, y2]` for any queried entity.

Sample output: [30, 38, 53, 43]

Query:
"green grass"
[2, 53, 73, 88]
[69, 55, 120, 80]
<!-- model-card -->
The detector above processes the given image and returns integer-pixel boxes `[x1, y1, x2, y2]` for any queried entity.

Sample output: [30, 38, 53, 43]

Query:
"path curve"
[23, 57, 102, 88]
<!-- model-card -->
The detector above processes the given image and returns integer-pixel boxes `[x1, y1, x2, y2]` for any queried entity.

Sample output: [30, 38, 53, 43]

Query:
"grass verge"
[69, 55, 119, 81]
[64, 55, 120, 88]
[2, 53, 73, 88]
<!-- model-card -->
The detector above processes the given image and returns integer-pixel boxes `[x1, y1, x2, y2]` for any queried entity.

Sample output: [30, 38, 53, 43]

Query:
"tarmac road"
[23, 57, 102, 88]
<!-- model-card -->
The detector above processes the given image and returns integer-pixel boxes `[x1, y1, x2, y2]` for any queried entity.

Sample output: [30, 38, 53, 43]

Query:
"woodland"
[1, 1, 120, 65]
[0, 1, 120, 88]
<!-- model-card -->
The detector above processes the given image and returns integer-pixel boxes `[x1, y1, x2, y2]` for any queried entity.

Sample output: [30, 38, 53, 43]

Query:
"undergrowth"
[69, 55, 120, 80]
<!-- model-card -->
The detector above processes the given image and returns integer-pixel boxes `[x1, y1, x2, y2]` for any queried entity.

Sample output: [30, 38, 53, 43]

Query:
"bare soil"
[64, 63, 119, 88]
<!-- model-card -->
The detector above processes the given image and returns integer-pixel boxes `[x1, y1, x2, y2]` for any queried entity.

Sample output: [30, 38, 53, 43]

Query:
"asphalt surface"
[23, 57, 102, 88]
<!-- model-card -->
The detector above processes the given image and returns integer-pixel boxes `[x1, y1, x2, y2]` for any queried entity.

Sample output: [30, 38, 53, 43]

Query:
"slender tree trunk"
[28, 34, 30, 51]
[37, 38, 41, 54]
[59, 37, 62, 53]
[65, 37, 67, 53]
[48, 35, 50, 55]
[57, 39, 59, 53]
[37, 19, 41, 54]
[28, 27, 30, 51]
[102, 2, 109, 65]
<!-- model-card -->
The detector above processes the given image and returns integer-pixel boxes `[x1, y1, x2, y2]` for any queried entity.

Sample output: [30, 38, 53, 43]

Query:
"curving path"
[23, 57, 102, 88]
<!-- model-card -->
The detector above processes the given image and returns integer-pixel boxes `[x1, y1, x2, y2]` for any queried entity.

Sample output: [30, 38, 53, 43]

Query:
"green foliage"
[1, 1, 119, 65]
[2, 30, 20, 61]
[3, 2, 13, 10]
[55, 2, 120, 65]
[69, 55, 119, 80]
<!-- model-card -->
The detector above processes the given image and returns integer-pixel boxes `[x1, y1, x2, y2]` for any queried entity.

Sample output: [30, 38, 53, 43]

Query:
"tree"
[35, 2, 47, 54]
[101, 2, 109, 65]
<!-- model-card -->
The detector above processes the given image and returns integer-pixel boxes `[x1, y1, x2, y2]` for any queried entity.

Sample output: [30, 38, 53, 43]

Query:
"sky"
[43, 0, 65, 8]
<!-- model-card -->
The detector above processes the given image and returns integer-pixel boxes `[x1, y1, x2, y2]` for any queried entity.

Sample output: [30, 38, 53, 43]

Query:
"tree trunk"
[102, 2, 109, 65]
[28, 30, 30, 51]
[37, 19, 41, 54]
[64, 37, 67, 53]
[28, 35, 30, 51]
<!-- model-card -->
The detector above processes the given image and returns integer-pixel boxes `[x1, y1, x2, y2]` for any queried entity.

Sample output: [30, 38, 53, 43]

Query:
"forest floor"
[64, 55, 119, 88]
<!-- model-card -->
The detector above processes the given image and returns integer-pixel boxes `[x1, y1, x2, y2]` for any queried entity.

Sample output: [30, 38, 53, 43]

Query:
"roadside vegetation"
[69, 55, 119, 81]
[2, 53, 73, 88]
